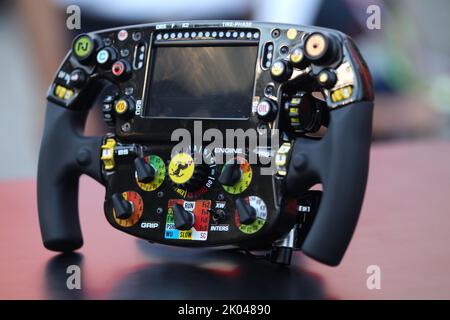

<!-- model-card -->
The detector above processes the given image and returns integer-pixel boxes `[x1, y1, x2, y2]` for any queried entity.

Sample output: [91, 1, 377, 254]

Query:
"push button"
[331, 85, 353, 102]
[317, 69, 337, 89]
[256, 99, 277, 121]
[111, 59, 131, 80]
[54, 85, 74, 101]
[72, 34, 97, 64]
[96, 47, 118, 68]
[114, 98, 135, 118]
[69, 69, 86, 88]
[270, 60, 292, 82]
[290, 46, 309, 69]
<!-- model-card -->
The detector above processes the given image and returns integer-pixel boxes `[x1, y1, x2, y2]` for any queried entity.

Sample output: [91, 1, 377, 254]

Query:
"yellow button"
[168, 153, 195, 185]
[55, 85, 67, 99]
[114, 99, 128, 114]
[291, 118, 299, 123]
[101, 138, 116, 170]
[290, 98, 301, 105]
[290, 48, 304, 64]
[287, 28, 298, 40]
[275, 154, 287, 167]
[289, 107, 299, 114]
[331, 86, 353, 102]
[319, 72, 329, 84]
[270, 61, 285, 77]
[64, 89, 73, 100]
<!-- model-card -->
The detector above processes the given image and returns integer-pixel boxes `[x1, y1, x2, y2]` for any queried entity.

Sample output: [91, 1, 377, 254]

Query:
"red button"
[112, 61, 125, 77]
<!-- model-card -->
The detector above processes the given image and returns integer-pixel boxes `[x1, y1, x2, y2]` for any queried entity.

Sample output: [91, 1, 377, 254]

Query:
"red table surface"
[0, 138, 449, 299]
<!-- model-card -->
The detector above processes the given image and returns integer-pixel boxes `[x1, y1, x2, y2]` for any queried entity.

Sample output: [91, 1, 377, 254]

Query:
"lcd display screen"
[144, 45, 258, 118]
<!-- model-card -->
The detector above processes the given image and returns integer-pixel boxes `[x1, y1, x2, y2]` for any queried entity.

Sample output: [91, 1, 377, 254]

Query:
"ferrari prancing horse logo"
[169, 153, 195, 184]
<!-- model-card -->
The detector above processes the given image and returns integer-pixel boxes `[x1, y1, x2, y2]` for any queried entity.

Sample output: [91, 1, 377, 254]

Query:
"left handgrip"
[37, 101, 104, 252]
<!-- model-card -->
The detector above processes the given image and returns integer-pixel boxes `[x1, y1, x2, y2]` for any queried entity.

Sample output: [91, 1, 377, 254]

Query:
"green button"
[73, 35, 93, 59]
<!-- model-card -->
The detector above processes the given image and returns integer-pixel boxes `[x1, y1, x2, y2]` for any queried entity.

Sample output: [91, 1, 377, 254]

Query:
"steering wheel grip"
[286, 101, 373, 266]
[37, 101, 103, 252]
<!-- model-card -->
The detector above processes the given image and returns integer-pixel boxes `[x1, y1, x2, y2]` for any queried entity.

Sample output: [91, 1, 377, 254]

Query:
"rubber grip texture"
[286, 101, 373, 266]
[37, 102, 103, 252]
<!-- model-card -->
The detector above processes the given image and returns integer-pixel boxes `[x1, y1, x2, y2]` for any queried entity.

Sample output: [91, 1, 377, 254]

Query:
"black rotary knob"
[218, 162, 241, 186]
[172, 204, 195, 230]
[134, 157, 156, 183]
[112, 193, 134, 220]
[236, 198, 257, 225]
[285, 92, 327, 134]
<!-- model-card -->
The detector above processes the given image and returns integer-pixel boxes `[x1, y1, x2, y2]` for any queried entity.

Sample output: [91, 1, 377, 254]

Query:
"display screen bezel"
[142, 41, 259, 120]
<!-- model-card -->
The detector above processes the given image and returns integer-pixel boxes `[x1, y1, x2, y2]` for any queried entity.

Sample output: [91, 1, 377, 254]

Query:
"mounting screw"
[121, 122, 131, 132]
[271, 29, 280, 38]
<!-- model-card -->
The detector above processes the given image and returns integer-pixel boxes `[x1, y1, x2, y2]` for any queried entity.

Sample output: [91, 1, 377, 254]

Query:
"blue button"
[96, 49, 109, 64]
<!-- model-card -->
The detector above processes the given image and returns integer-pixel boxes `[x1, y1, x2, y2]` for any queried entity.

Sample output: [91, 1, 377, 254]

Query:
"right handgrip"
[286, 101, 373, 266]
[37, 101, 104, 252]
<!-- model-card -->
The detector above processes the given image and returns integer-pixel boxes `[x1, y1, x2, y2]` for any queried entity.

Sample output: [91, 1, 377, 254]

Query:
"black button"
[69, 69, 86, 88]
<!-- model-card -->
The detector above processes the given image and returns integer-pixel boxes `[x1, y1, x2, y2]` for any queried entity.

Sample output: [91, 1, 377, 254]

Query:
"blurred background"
[1, 0, 449, 180]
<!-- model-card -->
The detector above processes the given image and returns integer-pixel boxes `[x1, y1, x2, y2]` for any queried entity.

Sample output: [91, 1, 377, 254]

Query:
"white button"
[253, 32, 260, 39]
[96, 49, 109, 64]
[191, 32, 197, 37]
[170, 33, 176, 38]
[118, 29, 128, 41]
[198, 32, 203, 37]
[247, 32, 252, 38]
[256, 100, 271, 117]
[205, 31, 210, 37]
[156, 34, 162, 40]
[139, 53, 144, 60]
[163, 33, 169, 39]
[212, 31, 218, 37]
[239, 32, 245, 38]
[219, 32, 224, 37]
[184, 32, 189, 38]
[177, 32, 182, 38]
[233, 32, 238, 38]
[225, 31, 231, 37]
